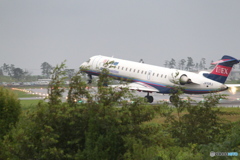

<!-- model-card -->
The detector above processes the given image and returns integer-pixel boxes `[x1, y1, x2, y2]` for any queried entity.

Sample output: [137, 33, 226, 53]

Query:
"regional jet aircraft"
[80, 55, 240, 103]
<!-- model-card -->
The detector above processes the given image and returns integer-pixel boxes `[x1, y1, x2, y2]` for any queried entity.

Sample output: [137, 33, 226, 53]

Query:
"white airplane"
[80, 55, 240, 103]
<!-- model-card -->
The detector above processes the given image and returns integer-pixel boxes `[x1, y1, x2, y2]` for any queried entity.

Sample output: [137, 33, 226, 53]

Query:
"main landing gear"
[145, 92, 154, 103]
[87, 74, 92, 84]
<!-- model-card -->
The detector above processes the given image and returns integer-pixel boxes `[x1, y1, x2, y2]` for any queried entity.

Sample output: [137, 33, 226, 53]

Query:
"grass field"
[10, 88, 46, 111]
[216, 107, 240, 122]
[20, 100, 43, 111]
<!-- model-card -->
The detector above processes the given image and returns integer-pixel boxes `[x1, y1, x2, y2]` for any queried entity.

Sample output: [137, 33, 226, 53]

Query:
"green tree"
[2, 63, 14, 77]
[0, 68, 3, 76]
[0, 87, 21, 139]
[65, 69, 75, 79]
[12, 67, 24, 80]
[164, 60, 169, 68]
[47, 61, 67, 105]
[195, 62, 199, 71]
[1, 61, 168, 160]
[162, 87, 231, 147]
[185, 57, 194, 71]
[41, 62, 53, 78]
[169, 58, 176, 69]
[199, 58, 206, 70]
[0, 87, 21, 159]
[198, 121, 240, 159]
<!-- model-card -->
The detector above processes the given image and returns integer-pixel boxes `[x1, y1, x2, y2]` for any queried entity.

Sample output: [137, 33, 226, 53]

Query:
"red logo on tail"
[211, 65, 232, 77]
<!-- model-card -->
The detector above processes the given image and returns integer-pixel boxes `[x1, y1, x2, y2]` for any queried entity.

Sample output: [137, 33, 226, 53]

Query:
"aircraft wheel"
[88, 79, 92, 84]
[148, 96, 154, 103]
[145, 96, 154, 103]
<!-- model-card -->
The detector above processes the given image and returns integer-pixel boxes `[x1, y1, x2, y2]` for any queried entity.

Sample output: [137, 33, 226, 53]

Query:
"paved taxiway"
[21, 88, 240, 107]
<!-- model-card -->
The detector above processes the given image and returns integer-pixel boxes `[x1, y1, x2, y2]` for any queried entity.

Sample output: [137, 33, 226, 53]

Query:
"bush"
[0, 86, 21, 139]
[0, 86, 21, 159]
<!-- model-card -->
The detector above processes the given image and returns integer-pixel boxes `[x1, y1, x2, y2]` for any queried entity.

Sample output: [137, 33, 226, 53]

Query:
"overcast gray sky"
[1, 0, 240, 75]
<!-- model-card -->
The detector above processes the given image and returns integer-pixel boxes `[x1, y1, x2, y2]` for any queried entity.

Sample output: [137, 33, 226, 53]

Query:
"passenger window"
[145, 71, 147, 74]
[129, 68, 132, 71]
[165, 75, 167, 78]
[133, 69, 136, 72]
[153, 73, 155, 76]
[137, 70, 140, 73]
[157, 74, 159, 77]
[141, 71, 143, 74]
[118, 66, 120, 69]
[126, 68, 128, 71]
[122, 67, 124, 70]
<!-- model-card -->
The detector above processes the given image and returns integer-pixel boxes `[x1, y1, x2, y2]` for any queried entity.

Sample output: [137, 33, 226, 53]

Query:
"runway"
[20, 88, 240, 107]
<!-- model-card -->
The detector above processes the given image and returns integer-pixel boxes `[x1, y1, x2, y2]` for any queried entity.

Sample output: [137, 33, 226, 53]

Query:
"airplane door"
[147, 70, 152, 80]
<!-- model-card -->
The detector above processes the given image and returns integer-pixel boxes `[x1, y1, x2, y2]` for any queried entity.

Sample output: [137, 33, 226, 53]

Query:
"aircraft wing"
[110, 82, 159, 92]
[225, 84, 240, 87]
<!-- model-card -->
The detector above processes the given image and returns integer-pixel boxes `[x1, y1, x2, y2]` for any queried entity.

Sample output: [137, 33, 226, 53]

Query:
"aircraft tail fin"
[203, 55, 239, 84]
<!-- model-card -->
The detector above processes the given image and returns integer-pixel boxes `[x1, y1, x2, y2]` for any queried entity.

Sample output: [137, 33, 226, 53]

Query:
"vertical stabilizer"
[203, 55, 239, 84]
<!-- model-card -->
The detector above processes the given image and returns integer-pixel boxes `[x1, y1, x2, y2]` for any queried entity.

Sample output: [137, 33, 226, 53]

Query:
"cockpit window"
[86, 59, 91, 63]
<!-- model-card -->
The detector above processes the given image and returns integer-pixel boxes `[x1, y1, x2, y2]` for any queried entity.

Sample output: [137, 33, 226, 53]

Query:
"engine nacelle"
[169, 71, 192, 85]
[179, 74, 192, 85]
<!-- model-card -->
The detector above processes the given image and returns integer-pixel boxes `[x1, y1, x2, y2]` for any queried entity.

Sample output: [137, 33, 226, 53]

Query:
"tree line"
[0, 62, 75, 81]
[164, 57, 212, 71]
[0, 63, 31, 80]
[164, 57, 240, 71]
[0, 61, 239, 159]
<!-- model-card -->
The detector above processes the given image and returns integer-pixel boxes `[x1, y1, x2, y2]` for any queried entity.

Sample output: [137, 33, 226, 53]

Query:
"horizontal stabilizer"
[211, 57, 240, 65]
[204, 55, 239, 84]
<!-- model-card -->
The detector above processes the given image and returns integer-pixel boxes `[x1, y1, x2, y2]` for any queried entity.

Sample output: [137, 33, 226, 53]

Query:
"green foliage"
[163, 87, 231, 147]
[157, 145, 203, 160]
[0, 87, 21, 160]
[0, 87, 21, 139]
[0, 75, 14, 82]
[12, 68, 24, 80]
[199, 121, 240, 160]
[1, 62, 167, 159]
[67, 70, 91, 106]
[2, 60, 240, 160]
[41, 62, 53, 78]
[47, 61, 67, 105]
